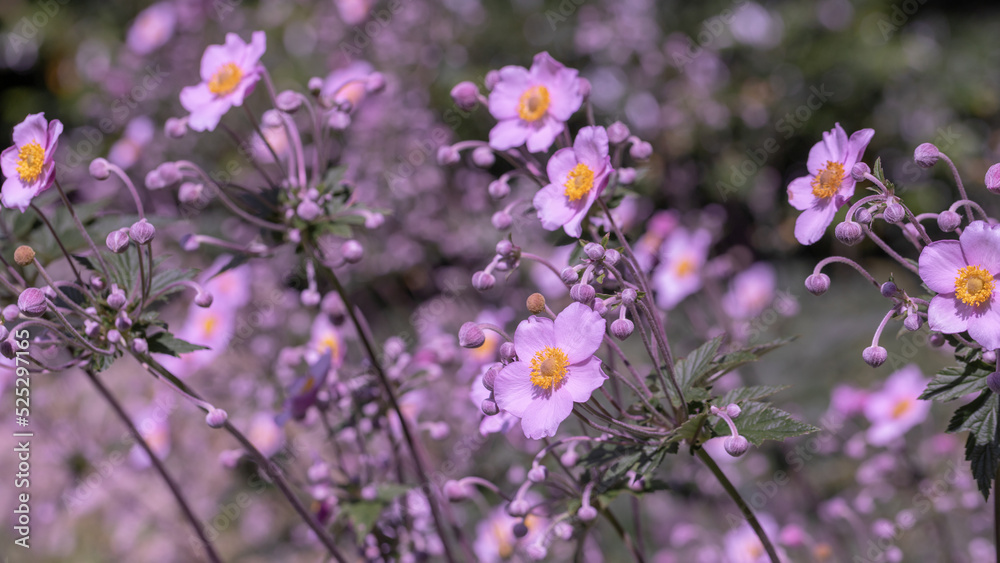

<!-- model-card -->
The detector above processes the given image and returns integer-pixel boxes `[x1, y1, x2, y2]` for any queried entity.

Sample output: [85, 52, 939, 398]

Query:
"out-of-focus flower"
[918, 220, 1000, 350]
[493, 302, 606, 439]
[652, 227, 712, 310]
[309, 313, 346, 370]
[473, 502, 546, 562]
[487, 52, 583, 153]
[108, 117, 155, 169]
[533, 126, 612, 238]
[179, 31, 267, 132]
[786, 123, 874, 245]
[722, 262, 777, 320]
[1, 113, 63, 212]
[864, 365, 931, 447]
[126, 2, 177, 56]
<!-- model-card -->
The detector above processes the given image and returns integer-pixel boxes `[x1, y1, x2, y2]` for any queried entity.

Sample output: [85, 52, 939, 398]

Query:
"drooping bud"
[987, 164, 1000, 195]
[132, 338, 148, 354]
[443, 480, 469, 502]
[904, 312, 922, 331]
[472, 146, 495, 168]
[560, 267, 579, 284]
[593, 298, 608, 316]
[984, 350, 997, 365]
[618, 167, 637, 184]
[13, 246, 35, 266]
[584, 243, 605, 261]
[481, 398, 499, 416]
[89, 158, 111, 180]
[835, 221, 864, 246]
[483, 364, 500, 390]
[629, 140, 653, 160]
[206, 408, 229, 428]
[526, 293, 546, 315]
[17, 288, 47, 317]
[726, 404, 742, 419]
[459, 322, 486, 348]
[937, 210, 961, 232]
[804, 273, 831, 296]
[880, 281, 897, 298]
[496, 239, 514, 257]
[472, 271, 496, 291]
[488, 177, 510, 199]
[851, 162, 870, 182]
[115, 313, 132, 332]
[527, 465, 548, 482]
[610, 318, 634, 340]
[607, 121, 630, 144]
[178, 182, 203, 203]
[913, 143, 940, 168]
[342, 240, 364, 263]
[275, 90, 302, 112]
[577, 505, 598, 521]
[3, 305, 20, 322]
[164, 117, 187, 138]
[436, 145, 460, 166]
[157, 162, 182, 185]
[862, 345, 888, 367]
[107, 284, 127, 310]
[883, 201, 905, 224]
[450, 81, 480, 111]
[499, 341, 516, 363]
[507, 499, 530, 517]
[491, 210, 513, 231]
[129, 218, 156, 244]
[724, 435, 750, 457]
[621, 288, 638, 306]
[855, 207, 873, 225]
[570, 283, 595, 305]
[195, 291, 214, 308]
[929, 332, 946, 347]
[604, 248, 621, 266]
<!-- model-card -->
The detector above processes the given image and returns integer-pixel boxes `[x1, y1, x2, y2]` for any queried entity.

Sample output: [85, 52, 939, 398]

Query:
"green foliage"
[712, 401, 820, 446]
[146, 332, 210, 357]
[947, 391, 1000, 499]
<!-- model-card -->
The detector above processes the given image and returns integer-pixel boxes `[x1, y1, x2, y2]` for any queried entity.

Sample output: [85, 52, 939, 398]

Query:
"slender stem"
[601, 506, 645, 563]
[29, 203, 83, 283]
[938, 153, 973, 223]
[864, 226, 919, 275]
[54, 179, 111, 276]
[696, 448, 780, 563]
[83, 369, 222, 563]
[995, 466, 999, 563]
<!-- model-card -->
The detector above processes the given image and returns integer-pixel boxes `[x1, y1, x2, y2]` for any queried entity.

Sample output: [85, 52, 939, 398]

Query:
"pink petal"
[181, 84, 232, 132]
[1, 177, 36, 212]
[525, 117, 562, 153]
[518, 390, 573, 439]
[926, 294, 971, 334]
[823, 123, 849, 162]
[563, 356, 607, 403]
[959, 221, 1000, 274]
[555, 302, 606, 363]
[793, 199, 837, 246]
[12, 113, 48, 149]
[546, 146, 578, 183]
[200, 33, 250, 80]
[806, 138, 833, 175]
[513, 315, 555, 360]
[533, 183, 577, 233]
[493, 361, 534, 418]
[573, 126, 609, 171]
[844, 128, 875, 168]
[241, 30, 267, 68]
[967, 303, 1000, 351]
[786, 175, 815, 211]
[45, 119, 63, 153]
[918, 240, 965, 294]
[0, 146, 18, 179]
[488, 119, 530, 151]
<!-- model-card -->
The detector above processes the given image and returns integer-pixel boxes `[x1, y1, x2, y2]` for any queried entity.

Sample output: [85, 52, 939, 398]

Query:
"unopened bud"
[988, 372, 1000, 395]
[724, 435, 750, 457]
[342, 240, 364, 263]
[904, 312, 922, 331]
[488, 178, 510, 199]
[443, 480, 468, 502]
[835, 221, 864, 246]
[984, 350, 997, 365]
[629, 140, 653, 160]
[604, 248, 621, 266]
[13, 246, 35, 266]
[987, 163, 1000, 195]
[584, 243, 605, 261]
[937, 210, 961, 232]
[472, 146, 495, 168]
[129, 218, 156, 244]
[726, 404, 742, 418]
[560, 267, 579, 284]
[855, 207, 873, 225]
[436, 145, 460, 166]
[106, 229, 130, 253]
[883, 202, 905, 224]
[17, 288, 47, 317]
[206, 408, 229, 428]
[527, 465, 548, 482]
[472, 271, 496, 291]
[805, 273, 830, 296]
[570, 283, 595, 305]
[89, 158, 111, 180]
[459, 322, 486, 348]
[851, 162, 870, 182]
[610, 318, 633, 340]
[275, 90, 302, 112]
[483, 364, 500, 390]
[880, 281, 897, 298]
[450, 81, 480, 111]
[491, 210, 513, 231]
[481, 398, 499, 416]
[527, 293, 546, 315]
[607, 121, 630, 144]
[107, 285, 127, 310]
[577, 505, 598, 521]
[297, 200, 321, 221]
[164, 117, 187, 138]
[862, 345, 888, 367]
[929, 333, 946, 347]
[132, 338, 148, 354]
[913, 143, 940, 168]
[499, 341, 516, 363]
[195, 292, 214, 308]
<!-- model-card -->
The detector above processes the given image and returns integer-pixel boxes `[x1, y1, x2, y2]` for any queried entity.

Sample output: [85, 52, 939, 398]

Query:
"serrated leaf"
[147, 332, 210, 357]
[715, 401, 819, 446]
[948, 392, 1000, 499]
[700, 337, 796, 386]
[667, 336, 724, 406]
[921, 365, 990, 402]
[580, 442, 668, 486]
[149, 267, 198, 301]
[667, 413, 711, 445]
[718, 385, 790, 406]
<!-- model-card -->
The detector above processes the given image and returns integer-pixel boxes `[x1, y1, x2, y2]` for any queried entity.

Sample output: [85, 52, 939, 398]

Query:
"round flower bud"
[560, 267, 579, 284]
[526, 544, 548, 560]
[484, 70, 501, 90]
[937, 210, 961, 232]
[17, 288, 47, 317]
[342, 240, 364, 263]
[527, 465, 548, 482]
[617, 167, 637, 184]
[496, 239, 514, 256]
[91, 276, 105, 290]
[206, 408, 229, 428]
[913, 143, 940, 168]
[481, 398, 499, 416]
[512, 522, 529, 538]
[365, 72, 386, 93]
[107, 286, 127, 310]
[164, 117, 187, 138]
[450, 81, 480, 111]
[724, 435, 750, 457]
[157, 162, 181, 185]
[628, 474, 646, 492]
[621, 288, 638, 306]
[577, 505, 598, 521]
[883, 202, 905, 224]
[986, 163, 1000, 195]
[132, 338, 149, 354]
[593, 298, 608, 316]
[3, 305, 20, 322]
[929, 332, 946, 347]
[499, 342, 516, 363]
[300, 289, 321, 307]
[195, 291, 214, 308]
[611, 318, 634, 340]
[984, 350, 997, 365]
[805, 273, 831, 296]
[604, 248, 621, 266]
[570, 283, 595, 305]
[483, 364, 501, 390]
[488, 178, 510, 199]
[835, 221, 864, 246]
[129, 218, 156, 244]
[491, 210, 513, 231]
[988, 372, 1000, 395]
[629, 140, 653, 160]
[607, 121, 630, 144]
[459, 322, 486, 348]
[89, 158, 111, 180]
[527, 293, 546, 315]
[862, 345, 888, 367]
[904, 312, 922, 331]
[144, 169, 166, 190]
[726, 404, 742, 419]
[275, 90, 302, 112]
[436, 145, 460, 166]
[115, 313, 132, 332]
[178, 181, 204, 203]
[855, 207, 873, 225]
[472, 146, 495, 168]
[851, 162, 870, 182]
[584, 243, 605, 261]
[880, 282, 897, 298]
[297, 200, 322, 221]
[107, 329, 122, 343]
[13, 245, 35, 267]
[472, 271, 496, 291]
[106, 229, 130, 253]
[443, 480, 468, 502]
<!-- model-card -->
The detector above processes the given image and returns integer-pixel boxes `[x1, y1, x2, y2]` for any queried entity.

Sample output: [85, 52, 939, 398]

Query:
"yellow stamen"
[202, 315, 217, 337]
[492, 522, 513, 558]
[318, 334, 340, 359]
[517, 85, 550, 122]
[563, 163, 594, 202]
[529, 346, 569, 390]
[674, 257, 695, 277]
[16, 141, 45, 183]
[208, 62, 243, 95]
[954, 265, 995, 307]
[811, 160, 845, 199]
[891, 399, 912, 419]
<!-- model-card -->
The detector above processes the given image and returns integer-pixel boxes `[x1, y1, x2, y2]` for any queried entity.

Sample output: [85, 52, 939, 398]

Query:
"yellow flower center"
[517, 85, 550, 122]
[202, 315, 218, 337]
[563, 163, 594, 202]
[16, 141, 45, 183]
[954, 265, 995, 307]
[811, 160, 845, 199]
[674, 257, 695, 277]
[529, 346, 569, 390]
[209, 62, 243, 95]
[891, 398, 913, 420]
[492, 522, 514, 559]
[318, 334, 340, 359]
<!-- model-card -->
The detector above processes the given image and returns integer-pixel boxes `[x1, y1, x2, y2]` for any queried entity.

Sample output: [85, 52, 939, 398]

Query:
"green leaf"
[580, 441, 669, 486]
[947, 392, 1000, 499]
[921, 365, 990, 402]
[667, 413, 711, 445]
[146, 332, 210, 357]
[715, 401, 819, 446]
[149, 266, 198, 301]
[718, 385, 790, 406]
[667, 336, 724, 406]
[701, 337, 796, 386]
[88, 352, 120, 373]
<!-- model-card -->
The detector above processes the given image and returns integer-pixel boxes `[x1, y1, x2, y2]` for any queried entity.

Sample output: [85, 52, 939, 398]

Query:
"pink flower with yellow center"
[0, 113, 62, 212]
[786, 123, 874, 245]
[863, 364, 930, 447]
[532, 126, 613, 238]
[179, 31, 266, 132]
[488, 52, 583, 153]
[918, 220, 1000, 350]
[493, 302, 606, 439]
[652, 226, 711, 310]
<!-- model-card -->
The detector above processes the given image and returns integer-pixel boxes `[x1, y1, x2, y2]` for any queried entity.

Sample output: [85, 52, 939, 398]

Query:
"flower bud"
[436, 145, 460, 166]
[129, 218, 156, 244]
[604, 248, 621, 266]
[342, 240, 364, 263]
[17, 288, 47, 317]
[805, 273, 830, 296]
[937, 210, 961, 232]
[0, 338, 15, 359]
[488, 178, 510, 199]
[195, 291, 214, 308]
[107, 329, 122, 343]
[507, 499, 530, 517]
[724, 435, 750, 457]
[481, 398, 499, 416]
[986, 164, 1000, 195]
[629, 140, 653, 160]
[499, 342, 516, 363]
[526, 544, 548, 560]
[883, 202, 905, 224]
[178, 182, 203, 203]
[157, 162, 181, 185]
[89, 158, 111, 180]
[621, 288, 638, 306]
[107, 285, 127, 310]
[483, 364, 500, 390]
[115, 313, 132, 331]
[3, 305, 20, 322]
[726, 404, 742, 418]
[297, 200, 322, 221]
[904, 312, 922, 331]
[300, 289, 321, 306]
[611, 318, 633, 340]
[495, 240, 514, 257]
[618, 167, 637, 184]
[984, 350, 997, 365]
[851, 162, 870, 182]
[576, 77, 592, 98]
[472, 271, 496, 291]
[880, 281, 897, 298]
[570, 283, 595, 305]
[584, 243, 605, 261]
[527, 465, 548, 482]
[835, 221, 864, 246]
[593, 298, 608, 316]
[913, 143, 940, 168]
[144, 169, 166, 190]
[275, 90, 302, 112]
[513, 522, 529, 538]
[862, 345, 888, 367]
[365, 72, 386, 93]
[450, 81, 480, 111]
[106, 229, 130, 253]
[577, 505, 598, 521]
[929, 332, 945, 347]
[526, 293, 546, 315]
[132, 338, 148, 354]
[560, 267, 579, 284]
[607, 121, 630, 144]
[206, 408, 229, 428]
[164, 117, 187, 138]
[459, 322, 486, 348]
[988, 372, 1000, 395]
[485, 70, 501, 90]
[443, 480, 468, 502]
[472, 146, 495, 168]
[855, 207, 873, 225]
[91, 276, 105, 290]
[13, 245, 35, 266]
[491, 210, 513, 231]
